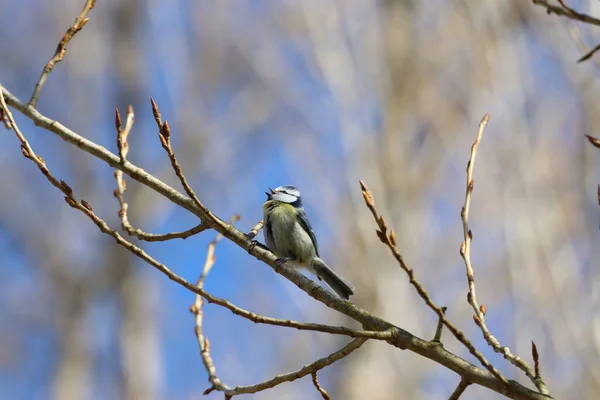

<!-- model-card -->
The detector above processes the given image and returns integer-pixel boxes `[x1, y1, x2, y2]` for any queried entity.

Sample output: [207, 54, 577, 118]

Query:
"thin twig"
[247, 220, 264, 240]
[448, 379, 471, 400]
[119, 223, 208, 242]
[433, 306, 447, 343]
[0, 106, 10, 129]
[585, 135, 600, 149]
[577, 42, 600, 63]
[192, 215, 241, 394]
[459, 114, 549, 394]
[566, 24, 600, 65]
[151, 98, 210, 215]
[311, 372, 331, 400]
[113, 106, 207, 241]
[222, 338, 367, 396]
[532, 0, 600, 27]
[28, 0, 96, 107]
[359, 180, 508, 385]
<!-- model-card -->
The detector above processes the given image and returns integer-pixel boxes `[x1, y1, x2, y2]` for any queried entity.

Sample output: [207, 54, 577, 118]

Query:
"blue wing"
[296, 209, 319, 257]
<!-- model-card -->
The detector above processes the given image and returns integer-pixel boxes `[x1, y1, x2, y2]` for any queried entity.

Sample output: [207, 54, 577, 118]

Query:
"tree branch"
[192, 216, 240, 395]
[28, 0, 96, 107]
[311, 372, 331, 400]
[448, 378, 472, 400]
[532, 0, 600, 27]
[359, 179, 507, 385]
[113, 106, 208, 241]
[221, 338, 366, 397]
[459, 114, 548, 394]
[0, 84, 553, 400]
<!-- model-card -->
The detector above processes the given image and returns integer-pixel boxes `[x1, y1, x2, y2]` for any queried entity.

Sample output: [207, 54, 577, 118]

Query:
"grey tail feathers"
[312, 258, 355, 300]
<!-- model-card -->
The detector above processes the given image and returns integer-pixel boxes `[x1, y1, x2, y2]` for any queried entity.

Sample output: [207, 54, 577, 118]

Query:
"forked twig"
[359, 180, 508, 385]
[113, 106, 207, 241]
[151, 98, 208, 215]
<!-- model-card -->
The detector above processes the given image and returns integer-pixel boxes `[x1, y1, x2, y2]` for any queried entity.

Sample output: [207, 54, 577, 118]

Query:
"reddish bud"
[161, 120, 171, 139]
[20, 145, 30, 158]
[359, 180, 374, 208]
[585, 135, 600, 149]
[60, 180, 73, 196]
[115, 109, 122, 132]
[81, 200, 93, 211]
[150, 98, 161, 125]
[376, 230, 387, 244]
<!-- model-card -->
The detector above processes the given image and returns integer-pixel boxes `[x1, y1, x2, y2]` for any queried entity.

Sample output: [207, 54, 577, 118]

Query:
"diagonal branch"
[459, 114, 548, 394]
[532, 0, 600, 27]
[29, 0, 96, 107]
[448, 378, 472, 400]
[221, 338, 367, 397]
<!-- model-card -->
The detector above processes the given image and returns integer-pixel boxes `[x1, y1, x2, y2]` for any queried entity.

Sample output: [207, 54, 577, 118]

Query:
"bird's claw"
[247, 239, 268, 256]
[248, 239, 259, 255]
[275, 257, 291, 269]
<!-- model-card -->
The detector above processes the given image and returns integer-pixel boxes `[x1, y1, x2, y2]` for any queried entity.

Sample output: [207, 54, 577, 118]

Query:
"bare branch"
[247, 220, 264, 240]
[118, 223, 208, 242]
[433, 306, 447, 343]
[311, 372, 331, 400]
[532, 0, 600, 27]
[0, 85, 553, 400]
[28, 0, 96, 107]
[459, 114, 549, 394]
[359, 179, 508, 385]
[192, 218, 240, 394]
[113, 106, 208, 241]
[448, 379, 472, 400]
[577, 42, 600, 63]
[151, 98, 210, 216]
[585, 135, 600, 149]
[222, 338, 367, 397]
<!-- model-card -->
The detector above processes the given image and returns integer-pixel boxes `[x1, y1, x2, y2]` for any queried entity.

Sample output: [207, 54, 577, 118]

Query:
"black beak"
[268, 187, 275, 194]
[266, 187, 275, 199]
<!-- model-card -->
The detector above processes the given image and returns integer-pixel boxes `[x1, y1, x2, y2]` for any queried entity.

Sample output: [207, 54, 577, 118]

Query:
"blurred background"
[1, 0, 599, 399]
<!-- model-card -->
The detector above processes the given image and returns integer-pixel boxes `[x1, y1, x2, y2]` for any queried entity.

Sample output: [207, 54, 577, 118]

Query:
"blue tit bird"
[263, 185, 355, 300]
